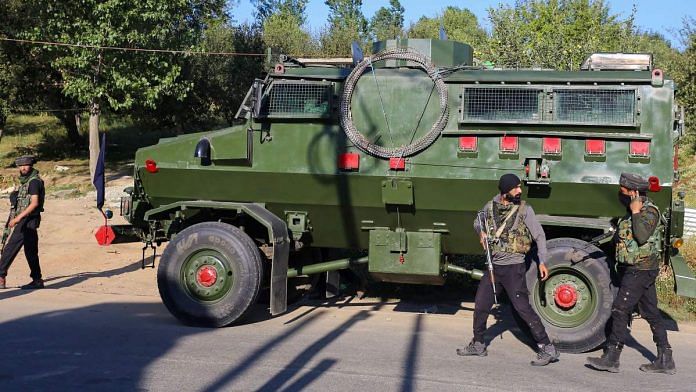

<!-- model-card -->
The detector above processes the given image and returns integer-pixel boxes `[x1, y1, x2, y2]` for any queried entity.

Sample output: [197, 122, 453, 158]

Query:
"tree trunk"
[57, 113, 81, 145]
[89, 100, 101, 181]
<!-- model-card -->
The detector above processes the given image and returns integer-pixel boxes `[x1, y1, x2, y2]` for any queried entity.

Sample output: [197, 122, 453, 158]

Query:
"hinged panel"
[381, 178, 414, 205]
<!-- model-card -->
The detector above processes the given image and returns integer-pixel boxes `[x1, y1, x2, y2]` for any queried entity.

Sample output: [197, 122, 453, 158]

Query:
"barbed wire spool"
[339, 48, 449, 158]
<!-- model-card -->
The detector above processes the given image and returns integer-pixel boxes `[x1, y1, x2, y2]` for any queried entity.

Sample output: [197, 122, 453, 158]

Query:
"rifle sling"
[494, 205, 519, 240]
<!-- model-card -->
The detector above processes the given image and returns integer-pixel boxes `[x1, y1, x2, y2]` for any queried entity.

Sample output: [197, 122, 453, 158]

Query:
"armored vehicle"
[110, 39, 696, 353]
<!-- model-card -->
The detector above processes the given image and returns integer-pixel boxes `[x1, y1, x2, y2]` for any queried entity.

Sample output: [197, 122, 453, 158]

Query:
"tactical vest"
[615, 200, 663, 269]
[14, 170, 44, 218]
[485, 201, 532, 254]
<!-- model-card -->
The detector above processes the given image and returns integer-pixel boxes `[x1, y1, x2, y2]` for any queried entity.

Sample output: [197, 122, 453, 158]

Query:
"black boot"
[586, 343, 622, 373]
[21, 279, 44, 290]
[640, 346, 676, 375]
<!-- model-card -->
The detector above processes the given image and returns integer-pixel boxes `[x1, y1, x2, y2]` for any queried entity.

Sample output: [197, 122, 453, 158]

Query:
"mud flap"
[243, 204, 290, 315]
[670, 253, 696, 298]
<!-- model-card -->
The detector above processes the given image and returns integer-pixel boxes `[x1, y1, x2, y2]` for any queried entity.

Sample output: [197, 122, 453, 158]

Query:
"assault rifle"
[478, 213, 498, 305]
[1, 191, 18, 254]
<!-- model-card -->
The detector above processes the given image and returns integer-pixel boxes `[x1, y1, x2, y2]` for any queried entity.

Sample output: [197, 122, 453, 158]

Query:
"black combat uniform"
[458, 173, 559, 366]
[587, 172, 675, 374]
[0, 155, 45, 290]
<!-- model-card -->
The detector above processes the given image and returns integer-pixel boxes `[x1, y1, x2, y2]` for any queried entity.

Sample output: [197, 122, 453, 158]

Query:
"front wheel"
[524, 237, 615, 353]
[157, 222, 263, 327]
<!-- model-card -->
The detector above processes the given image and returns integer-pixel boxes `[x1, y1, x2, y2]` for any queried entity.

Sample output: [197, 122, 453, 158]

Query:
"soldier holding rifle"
[0, 155, 45, 290]
[457, 173, 559, 366]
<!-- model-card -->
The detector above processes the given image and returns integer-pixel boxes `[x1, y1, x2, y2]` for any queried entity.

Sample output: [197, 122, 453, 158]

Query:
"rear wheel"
[523, 237, 615, 353]
[157, 222, 263, 327]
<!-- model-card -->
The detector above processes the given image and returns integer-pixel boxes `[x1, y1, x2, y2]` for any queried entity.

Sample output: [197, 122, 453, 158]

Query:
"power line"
[9, 107, 88, 113]
[1, 37, 269, 57]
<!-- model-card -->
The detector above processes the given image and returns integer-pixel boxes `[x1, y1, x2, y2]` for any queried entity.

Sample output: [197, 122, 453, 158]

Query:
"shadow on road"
[0, 259, 146, 301]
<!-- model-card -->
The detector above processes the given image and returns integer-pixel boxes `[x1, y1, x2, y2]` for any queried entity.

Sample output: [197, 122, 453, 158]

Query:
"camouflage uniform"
[587, 172, 674, 374]
[607, 198, 669, 349]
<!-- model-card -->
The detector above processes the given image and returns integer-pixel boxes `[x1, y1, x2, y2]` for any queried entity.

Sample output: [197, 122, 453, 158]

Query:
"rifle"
[568, 227, 616, 263]
[478, 213, 498, 305]
[1, 191, 18, 254]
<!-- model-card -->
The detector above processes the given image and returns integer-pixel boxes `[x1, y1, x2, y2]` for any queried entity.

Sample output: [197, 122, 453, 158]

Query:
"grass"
[0, 114, 190, 194]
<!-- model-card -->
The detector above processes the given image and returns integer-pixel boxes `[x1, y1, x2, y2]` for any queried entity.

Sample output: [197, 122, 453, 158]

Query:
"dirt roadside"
[0, 174, 159, 296]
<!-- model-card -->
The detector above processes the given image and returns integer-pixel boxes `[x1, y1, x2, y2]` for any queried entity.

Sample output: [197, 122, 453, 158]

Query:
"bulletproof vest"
[14, 170, 44, 217]
[615, 200, 663, 269]
[485, 201, 532, 255]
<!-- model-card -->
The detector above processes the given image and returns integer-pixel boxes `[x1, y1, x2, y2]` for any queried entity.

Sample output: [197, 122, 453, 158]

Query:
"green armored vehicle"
[114, 39, 695, 353]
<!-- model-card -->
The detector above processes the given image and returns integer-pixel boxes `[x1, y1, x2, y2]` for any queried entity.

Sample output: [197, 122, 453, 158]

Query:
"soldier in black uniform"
[586, 172, 675, 374]
[0, 155, 45, 290]
[457, 173, 559, 366]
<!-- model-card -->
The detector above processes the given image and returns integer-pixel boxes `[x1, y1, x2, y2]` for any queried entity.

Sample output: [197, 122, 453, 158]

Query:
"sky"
[231, 0, 694, 50]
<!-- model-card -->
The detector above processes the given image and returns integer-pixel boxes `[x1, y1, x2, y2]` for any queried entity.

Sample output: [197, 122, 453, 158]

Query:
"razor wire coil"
[339, 48, 449, 158]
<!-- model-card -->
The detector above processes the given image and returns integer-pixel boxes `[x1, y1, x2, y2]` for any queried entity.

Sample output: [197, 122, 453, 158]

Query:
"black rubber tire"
[157, 222, 263, 327]
[522, 237, 615, 353]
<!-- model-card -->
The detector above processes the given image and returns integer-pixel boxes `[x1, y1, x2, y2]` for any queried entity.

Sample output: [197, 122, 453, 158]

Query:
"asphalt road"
[0, 287, 694, 392]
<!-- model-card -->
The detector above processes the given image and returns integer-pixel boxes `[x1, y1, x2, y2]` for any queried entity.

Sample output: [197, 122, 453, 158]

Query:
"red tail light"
[648, 176, 661, 192]
[500, 136, 518, 152]
[338, 153, 360, 171]
[585, 139, 605, 155]
[542, 137, 562, 154]
[145, 159, 158, 173]
[629, 141, 650, 156]
[389, 157, 406, 170]
[458, 136, 478, 152]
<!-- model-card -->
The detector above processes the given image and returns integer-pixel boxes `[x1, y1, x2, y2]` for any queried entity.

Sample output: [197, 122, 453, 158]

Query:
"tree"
[673, 17, 696, 155]
[263, 8, 317, 56]
[370, 0, 405, 41]
[486, 0, 636, 70]
[253, 0, 308, 25]
[14, 0, 226, 177]
[408, 7, 488, 58]
[320, 0, 368, 56]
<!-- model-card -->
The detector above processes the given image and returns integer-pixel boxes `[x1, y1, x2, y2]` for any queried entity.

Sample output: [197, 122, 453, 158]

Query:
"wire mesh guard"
[554, 89, 635, 125]
[461, 88, 542, 122]
[266, 82, 332, 117]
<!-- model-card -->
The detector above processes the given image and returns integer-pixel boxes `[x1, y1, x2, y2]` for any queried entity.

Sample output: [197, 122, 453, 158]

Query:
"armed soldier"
[586, 173, 675, 374]
[457, 173, 559, 366]
[0, 155, 45, 290]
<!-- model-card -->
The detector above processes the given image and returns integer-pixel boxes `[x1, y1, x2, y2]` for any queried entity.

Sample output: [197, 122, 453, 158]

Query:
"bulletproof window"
[553, 88, 636, 126]
[262, 80, 334, 118]
[460, 87, 544, 123]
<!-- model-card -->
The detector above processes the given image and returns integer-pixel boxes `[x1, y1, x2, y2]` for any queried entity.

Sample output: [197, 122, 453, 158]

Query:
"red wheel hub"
[196, 266, 217, 287]
[554, 284, 578, 309]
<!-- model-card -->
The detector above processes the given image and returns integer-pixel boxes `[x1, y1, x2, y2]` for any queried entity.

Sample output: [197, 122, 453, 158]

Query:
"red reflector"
[674, 145, 679, 171]
[458, 136, 478, 152]
[542, 137, 562, 154]
[648, 176, 661, 192]
[630, 141, 650, 156]
[500, 136, 518, 152]
[389, 157, 406, 170]
[585, 139, 605, 155]
[145, 159, 158, 173]
[338, 153, 360, 171]
[95, 225, 116, 246]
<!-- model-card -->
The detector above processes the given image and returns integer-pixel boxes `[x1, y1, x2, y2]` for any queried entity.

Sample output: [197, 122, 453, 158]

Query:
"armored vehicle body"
[113, 39, 696, 352]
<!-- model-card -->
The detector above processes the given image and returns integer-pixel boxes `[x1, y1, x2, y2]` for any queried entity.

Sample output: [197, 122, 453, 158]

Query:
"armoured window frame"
[458, 85, 641, 128]
[261, 79, 335, 119]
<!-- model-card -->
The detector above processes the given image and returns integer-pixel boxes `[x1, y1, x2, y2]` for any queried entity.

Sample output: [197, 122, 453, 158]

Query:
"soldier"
[586, 173, 675, 374]
[457, 173, 559, 366]
[0, 155, 45, 290]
